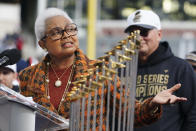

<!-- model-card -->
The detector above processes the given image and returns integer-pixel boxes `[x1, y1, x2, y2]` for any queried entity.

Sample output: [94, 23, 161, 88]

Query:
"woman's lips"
[61, 42, 73, 48]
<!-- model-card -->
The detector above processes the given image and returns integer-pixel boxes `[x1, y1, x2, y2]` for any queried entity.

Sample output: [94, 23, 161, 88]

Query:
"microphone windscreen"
[0, 49, 21, 66]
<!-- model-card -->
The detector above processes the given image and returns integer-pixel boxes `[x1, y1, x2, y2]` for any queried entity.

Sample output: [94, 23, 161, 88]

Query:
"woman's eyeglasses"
[42, 23, 78, 41]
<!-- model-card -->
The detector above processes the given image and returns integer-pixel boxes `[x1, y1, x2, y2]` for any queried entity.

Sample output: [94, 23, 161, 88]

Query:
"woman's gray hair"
[35, 7, 73, 41]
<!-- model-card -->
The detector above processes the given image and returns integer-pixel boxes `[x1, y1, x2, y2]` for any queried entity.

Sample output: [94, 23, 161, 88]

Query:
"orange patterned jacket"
[19, 49, 162, 130]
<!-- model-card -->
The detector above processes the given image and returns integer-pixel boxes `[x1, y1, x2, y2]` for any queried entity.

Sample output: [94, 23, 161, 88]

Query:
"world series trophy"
[68, 30, 140, 131]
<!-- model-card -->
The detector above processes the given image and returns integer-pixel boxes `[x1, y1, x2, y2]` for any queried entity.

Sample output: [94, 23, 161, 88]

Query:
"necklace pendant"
[55, 79, 62, 87]
[47, 96, 50, 99]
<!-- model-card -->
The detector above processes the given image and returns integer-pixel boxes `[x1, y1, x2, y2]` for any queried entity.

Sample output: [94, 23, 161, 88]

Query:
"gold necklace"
[50, 63, 69, 87]
[57, 64, 74, 112]
[45, 63, 75, 110]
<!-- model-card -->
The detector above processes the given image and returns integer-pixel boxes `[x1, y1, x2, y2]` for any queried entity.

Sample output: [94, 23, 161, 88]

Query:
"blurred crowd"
[0, 32, 40, 92]
[0, 32, 39, 66]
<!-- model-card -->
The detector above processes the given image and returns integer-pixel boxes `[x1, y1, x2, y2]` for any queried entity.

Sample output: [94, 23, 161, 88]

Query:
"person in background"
[0, 64, 19, 92]
[19, 8, 187, 130]
[124, 9, 196, 131]
[0, 48, 29, 92]
[186, 51, 196, 72]
[16, 59, 30, 73]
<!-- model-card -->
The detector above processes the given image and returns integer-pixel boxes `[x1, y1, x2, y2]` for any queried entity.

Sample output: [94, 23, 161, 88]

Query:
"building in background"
[0, 3, 21, 39]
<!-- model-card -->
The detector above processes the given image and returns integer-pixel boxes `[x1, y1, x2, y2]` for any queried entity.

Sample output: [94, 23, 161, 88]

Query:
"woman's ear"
[38, 40, 45, 49]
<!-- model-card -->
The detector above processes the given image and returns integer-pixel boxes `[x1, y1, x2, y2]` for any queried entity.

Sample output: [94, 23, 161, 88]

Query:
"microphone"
[0, 49, 21, 66]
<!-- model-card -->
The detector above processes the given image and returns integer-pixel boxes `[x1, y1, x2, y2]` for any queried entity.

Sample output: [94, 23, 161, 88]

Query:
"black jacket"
[134, 41, 196, 131]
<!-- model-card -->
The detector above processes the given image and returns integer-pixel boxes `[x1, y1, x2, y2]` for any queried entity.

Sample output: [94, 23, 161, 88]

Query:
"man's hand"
[151, 83, 187, 105]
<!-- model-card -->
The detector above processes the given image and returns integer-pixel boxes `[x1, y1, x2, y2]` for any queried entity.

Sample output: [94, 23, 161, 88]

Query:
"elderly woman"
[19, 8, 187, 130]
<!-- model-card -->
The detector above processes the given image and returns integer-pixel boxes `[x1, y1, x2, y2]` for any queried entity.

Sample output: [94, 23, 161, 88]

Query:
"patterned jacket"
[19, 49, 162, 130]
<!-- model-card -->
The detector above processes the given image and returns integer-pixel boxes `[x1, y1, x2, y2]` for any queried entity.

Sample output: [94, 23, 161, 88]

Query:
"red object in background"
[28, 57, 32, 66]
[16, 38, 23, 51]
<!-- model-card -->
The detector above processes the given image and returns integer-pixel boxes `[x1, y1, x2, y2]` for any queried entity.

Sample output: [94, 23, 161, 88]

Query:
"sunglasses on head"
[128, 27, 152, 37]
